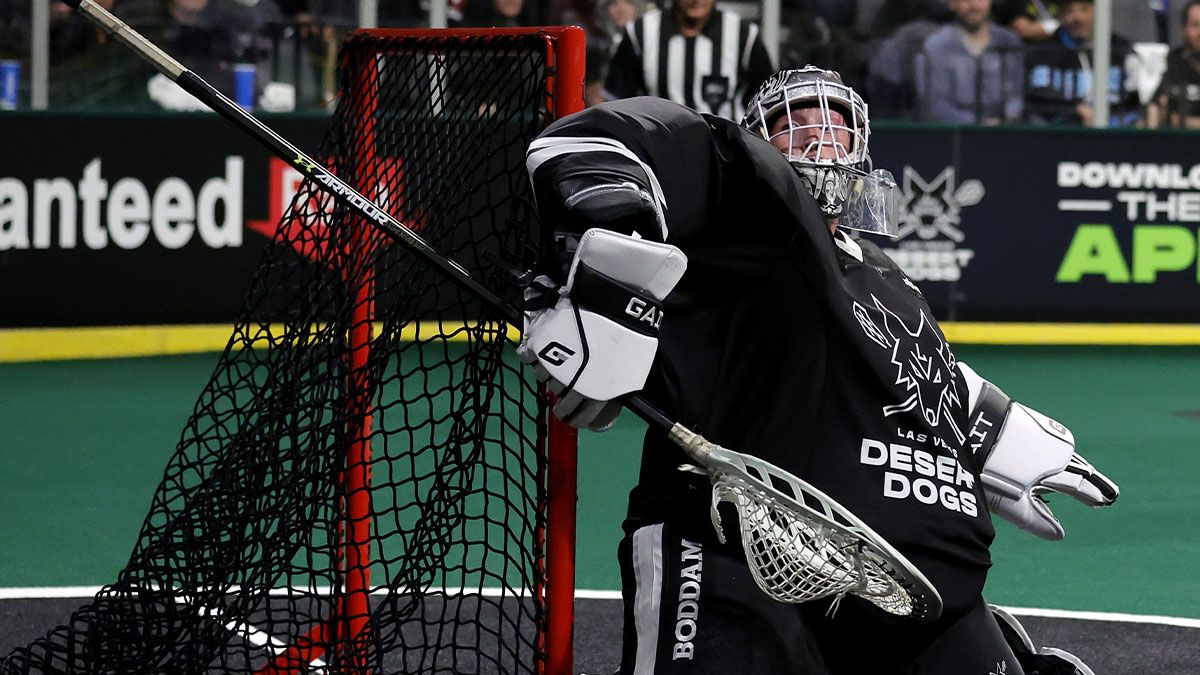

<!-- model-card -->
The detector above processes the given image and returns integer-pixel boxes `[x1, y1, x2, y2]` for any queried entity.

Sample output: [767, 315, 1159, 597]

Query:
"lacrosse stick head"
[672, 426, 942, 620]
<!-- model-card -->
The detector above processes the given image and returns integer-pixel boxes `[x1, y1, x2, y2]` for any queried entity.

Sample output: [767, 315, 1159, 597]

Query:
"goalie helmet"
[741, 66, 871, 220]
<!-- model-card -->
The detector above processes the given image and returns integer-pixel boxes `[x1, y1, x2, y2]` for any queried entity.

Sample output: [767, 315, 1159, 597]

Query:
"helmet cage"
[743, 69, 871, 216]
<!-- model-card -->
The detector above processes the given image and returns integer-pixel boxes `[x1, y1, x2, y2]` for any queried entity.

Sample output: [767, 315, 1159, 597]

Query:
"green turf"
[0, 346, 1196, 619]
[953, 346, 1200, 617]
[0, 355, 216, 586]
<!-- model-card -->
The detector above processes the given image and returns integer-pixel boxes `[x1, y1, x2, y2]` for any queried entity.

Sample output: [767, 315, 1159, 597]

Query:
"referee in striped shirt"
[603, 0, 776, 121]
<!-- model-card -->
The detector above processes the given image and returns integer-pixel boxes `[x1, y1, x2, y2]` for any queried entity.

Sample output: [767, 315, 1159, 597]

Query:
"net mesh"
[2, 29, 565, 674]
[702, 444, 938, 619]
[713, 480, 913, 615]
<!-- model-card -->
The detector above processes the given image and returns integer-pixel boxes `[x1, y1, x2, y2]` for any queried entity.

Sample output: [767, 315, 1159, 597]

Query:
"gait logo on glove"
[624, 297, 663, 329]
[537, 342, 577, 367]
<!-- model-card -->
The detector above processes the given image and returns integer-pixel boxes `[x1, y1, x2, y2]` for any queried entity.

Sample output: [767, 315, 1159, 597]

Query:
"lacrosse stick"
[61, 0, 942, 620]
[672, 426, 942, 619]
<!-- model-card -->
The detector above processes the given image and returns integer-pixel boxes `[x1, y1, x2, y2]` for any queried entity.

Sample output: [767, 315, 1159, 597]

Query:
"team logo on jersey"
[989, 660, 1008, 675]
[853, 294, 966, 445]
[880, 166, 985, 282]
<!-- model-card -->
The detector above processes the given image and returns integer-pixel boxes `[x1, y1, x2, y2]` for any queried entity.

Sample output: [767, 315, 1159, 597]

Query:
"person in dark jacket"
[1148, 0, 1200, 128]
[1024, 0, 1141, 125]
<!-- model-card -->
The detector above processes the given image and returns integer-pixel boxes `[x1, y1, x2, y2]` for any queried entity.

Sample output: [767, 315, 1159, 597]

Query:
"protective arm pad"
[558, 177, 658, 235]
[522, 228, 687, 403]
[958, 363, 1120, 541]
[527, 136, 669, 241]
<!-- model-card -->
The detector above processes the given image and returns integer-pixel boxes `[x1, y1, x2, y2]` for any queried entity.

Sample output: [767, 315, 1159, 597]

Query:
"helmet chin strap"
[796, 164, 850, 218]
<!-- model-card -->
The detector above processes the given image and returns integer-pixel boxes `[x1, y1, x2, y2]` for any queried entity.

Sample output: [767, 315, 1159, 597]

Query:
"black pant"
[902, 598, 1025, 675]
[617, 519, 828, 674]
[616, 519, 1023, 674]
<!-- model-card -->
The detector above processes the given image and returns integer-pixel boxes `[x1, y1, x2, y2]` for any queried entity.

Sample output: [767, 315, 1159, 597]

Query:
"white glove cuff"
[565, 228, 687, 299]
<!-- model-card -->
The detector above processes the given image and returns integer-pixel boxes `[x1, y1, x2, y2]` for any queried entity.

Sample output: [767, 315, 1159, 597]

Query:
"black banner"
[0, 112, 327, 327]
[3, 114, 1200, 325]
[868, 124, 1200, 322]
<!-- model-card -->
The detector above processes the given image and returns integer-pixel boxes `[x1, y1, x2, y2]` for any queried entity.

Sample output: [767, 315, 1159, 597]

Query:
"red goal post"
[335, 26, 587, 675]
[1, 25, 586, 675]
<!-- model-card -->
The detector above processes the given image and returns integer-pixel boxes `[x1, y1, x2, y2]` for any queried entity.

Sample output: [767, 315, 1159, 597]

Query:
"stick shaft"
[63, 0, 676, 432]
[71, 0, 186, 77]
[66, 0, 514, 323]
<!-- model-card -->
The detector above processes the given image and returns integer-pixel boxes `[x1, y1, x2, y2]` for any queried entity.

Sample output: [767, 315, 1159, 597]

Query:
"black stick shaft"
[63, 0, 677, 433]
[61, 0, 514, 322]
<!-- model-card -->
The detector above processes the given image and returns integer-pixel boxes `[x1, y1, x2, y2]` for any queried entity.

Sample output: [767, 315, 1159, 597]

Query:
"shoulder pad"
[854, 236, 902, 272]
[856, 237, 923, 295]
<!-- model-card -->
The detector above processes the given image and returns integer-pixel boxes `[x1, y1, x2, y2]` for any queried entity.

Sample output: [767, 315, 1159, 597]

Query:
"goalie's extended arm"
[526, 97, 723, 245]
[959, 363, 1119, 540]
[519, 99, 719, 430]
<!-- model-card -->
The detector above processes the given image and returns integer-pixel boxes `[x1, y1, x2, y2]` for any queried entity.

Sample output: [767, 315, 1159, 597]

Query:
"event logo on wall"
[882, 166, 985, 282]
[1055, 161, 1200, 284]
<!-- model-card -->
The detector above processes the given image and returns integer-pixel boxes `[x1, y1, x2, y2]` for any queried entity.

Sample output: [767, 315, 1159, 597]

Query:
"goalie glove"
[959, 363, 1119, 540]
[518, 228, 687, 431]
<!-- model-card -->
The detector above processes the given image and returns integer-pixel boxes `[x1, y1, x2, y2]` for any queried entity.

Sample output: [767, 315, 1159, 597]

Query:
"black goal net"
[3, 28, 581, 675]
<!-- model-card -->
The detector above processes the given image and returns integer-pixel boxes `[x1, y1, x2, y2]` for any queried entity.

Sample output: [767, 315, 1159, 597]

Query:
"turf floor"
[0, 345, 1197, 621]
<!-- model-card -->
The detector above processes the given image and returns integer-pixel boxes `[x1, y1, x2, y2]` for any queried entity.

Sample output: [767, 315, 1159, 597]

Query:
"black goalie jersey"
[529, 97, 995, 666]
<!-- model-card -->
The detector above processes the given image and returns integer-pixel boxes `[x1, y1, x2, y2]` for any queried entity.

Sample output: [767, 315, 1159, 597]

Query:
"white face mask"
[766, 105, 857, 166]
[743, 69, 899, 236]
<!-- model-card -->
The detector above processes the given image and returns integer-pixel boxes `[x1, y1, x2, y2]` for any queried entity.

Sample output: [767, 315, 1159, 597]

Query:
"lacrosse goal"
[2, 27, 584, 675]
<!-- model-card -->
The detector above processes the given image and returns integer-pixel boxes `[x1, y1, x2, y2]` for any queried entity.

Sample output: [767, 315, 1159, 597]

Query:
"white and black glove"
[518, 228, 687, 431]
[959, 362, 1119, 540]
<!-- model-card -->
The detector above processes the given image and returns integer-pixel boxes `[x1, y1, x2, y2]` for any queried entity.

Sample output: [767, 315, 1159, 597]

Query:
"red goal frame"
[256, 26, 585, 675]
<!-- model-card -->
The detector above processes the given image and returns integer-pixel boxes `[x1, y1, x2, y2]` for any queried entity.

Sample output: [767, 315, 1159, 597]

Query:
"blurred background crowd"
[1, 0, 1198, 128]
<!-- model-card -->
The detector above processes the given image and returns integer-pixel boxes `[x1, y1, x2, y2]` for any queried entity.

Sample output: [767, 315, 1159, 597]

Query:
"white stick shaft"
[667, 423, 716, 466]
[76, 0, 186, 78]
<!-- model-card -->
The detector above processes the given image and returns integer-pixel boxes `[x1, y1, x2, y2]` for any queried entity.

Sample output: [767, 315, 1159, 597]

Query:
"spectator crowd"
[2, 0, 1200, 127]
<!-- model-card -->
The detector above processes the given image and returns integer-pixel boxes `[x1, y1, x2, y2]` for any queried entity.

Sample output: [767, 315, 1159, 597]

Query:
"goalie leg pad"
[617, 521, 830, 673]
[902, 598, 1025, 674]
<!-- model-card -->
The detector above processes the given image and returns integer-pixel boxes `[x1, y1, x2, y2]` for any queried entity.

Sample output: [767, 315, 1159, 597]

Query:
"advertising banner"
[870, 125, 1200, 322]
[3, 114, 1200, 325]
[0, 112, 328, 327]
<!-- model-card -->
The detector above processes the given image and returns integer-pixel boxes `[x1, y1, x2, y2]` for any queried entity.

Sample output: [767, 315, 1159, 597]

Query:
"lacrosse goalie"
[520, 66, 1118, 673]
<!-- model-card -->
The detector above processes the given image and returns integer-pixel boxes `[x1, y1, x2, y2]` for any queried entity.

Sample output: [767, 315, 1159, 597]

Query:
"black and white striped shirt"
[603, 7, 776, 121]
